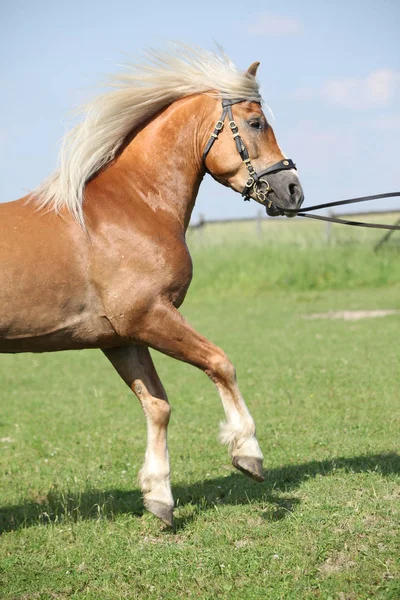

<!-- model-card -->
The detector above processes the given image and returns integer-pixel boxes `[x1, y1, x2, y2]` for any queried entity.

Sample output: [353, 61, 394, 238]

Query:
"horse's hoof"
[232, 456, 264, 482]
[144, 499, 174, 527]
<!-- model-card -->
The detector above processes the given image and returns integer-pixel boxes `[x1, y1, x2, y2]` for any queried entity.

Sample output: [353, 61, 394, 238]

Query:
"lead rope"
[286, 192, 400, 231]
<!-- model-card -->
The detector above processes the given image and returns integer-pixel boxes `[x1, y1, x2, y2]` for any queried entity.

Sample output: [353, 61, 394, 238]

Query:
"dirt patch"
[318, 551, 357, 576]
[303, 310, 400, 321]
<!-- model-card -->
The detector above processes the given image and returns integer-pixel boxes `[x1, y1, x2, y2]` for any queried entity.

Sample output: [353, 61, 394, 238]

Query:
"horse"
[0, 45, 304, 527]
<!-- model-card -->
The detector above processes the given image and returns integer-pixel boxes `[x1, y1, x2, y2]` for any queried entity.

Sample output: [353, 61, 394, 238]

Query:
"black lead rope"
[284, 192, 400, 231]
[297, 212, 400, 231]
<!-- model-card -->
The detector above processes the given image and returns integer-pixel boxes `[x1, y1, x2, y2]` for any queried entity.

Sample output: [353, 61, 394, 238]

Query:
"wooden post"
[325, 211, 333, 244]
[374, 216, 400, 252]
[198, 213, 205, 245]
[256, 210, 263, 241]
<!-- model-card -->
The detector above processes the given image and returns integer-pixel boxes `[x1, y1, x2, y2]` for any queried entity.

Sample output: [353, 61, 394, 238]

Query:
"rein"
[203, 98, 400, 232]
[293, 192, 400, 231]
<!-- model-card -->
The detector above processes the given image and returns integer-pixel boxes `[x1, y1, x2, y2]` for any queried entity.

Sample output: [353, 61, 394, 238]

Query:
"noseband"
[202, 98, 297, 208]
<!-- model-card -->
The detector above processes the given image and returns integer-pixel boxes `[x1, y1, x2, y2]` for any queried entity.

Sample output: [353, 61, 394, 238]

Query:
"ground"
[0, 220, 399, 599]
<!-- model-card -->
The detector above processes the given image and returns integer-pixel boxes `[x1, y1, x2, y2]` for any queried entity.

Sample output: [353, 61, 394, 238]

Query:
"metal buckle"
[254, 178, 271, 205]
[259, 178, 270, 189]
[244, 159, 255, 175]
[215, 120, 224, 131]
[229, 120, 237, 130]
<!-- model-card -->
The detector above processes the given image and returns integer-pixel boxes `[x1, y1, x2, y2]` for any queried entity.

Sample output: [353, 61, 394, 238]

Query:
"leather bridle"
[202, 98, 400, 232]
[202, 97, 297, 208]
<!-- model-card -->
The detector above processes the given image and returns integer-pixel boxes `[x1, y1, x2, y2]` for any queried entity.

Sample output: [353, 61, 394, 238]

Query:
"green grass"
[1, 225, 400, 599]
[187, 214, 400, 297]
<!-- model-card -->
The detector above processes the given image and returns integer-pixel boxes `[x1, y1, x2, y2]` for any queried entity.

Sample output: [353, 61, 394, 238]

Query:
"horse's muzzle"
[264, 170, 304, 217]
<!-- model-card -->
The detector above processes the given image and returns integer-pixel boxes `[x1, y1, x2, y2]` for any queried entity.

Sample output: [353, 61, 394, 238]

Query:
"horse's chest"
[97, 242, 193, 336]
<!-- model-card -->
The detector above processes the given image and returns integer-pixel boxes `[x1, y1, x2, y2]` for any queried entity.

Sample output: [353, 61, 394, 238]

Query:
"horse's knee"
[206, 351, 236, 386]
[133, 380, 171, 426]
[146, 396, 171, 426]
[152, 397, 171, 426]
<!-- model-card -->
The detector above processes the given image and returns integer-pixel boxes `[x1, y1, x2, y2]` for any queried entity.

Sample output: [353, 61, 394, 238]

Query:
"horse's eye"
[248, 119, 262, 129]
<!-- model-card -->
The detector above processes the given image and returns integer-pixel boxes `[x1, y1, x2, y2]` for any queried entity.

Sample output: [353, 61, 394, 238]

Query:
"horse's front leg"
[102, 345, 174, 526]
[135, 303, 264, 482]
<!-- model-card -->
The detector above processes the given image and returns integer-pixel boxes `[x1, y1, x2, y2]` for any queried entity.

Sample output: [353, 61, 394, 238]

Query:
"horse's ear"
[246, 62, 260, 77]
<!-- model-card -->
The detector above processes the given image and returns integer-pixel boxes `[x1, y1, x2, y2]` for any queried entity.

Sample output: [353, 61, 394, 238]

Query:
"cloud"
[286, 119, 356, 174]
[369, 115, 400, 130]
[245, 13, 302, 37]
[321, 69, 400, 108]
[295, 68, 400, 109]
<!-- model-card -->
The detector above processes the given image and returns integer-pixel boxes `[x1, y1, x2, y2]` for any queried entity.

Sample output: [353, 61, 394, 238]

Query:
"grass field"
[1, 218, 399, 599]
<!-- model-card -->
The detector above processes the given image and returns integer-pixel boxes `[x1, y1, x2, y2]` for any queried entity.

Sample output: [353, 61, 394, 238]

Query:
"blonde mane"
[32, 44, 261, 225]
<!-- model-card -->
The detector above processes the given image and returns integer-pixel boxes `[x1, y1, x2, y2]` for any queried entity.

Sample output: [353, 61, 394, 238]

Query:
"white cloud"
[246, 13, 302, 37]
[314, 68, 400, 109]
[287, 119, 356, 174]
[369, 115, 400, 130]
[295, 69, 400, 109]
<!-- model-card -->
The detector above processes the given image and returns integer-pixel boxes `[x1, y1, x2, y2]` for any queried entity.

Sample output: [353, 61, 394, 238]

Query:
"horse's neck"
[94, 95, 212, 231]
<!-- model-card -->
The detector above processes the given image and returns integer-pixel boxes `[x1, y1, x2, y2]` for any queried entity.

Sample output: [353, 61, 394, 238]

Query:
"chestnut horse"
[0, 46, 304, 526]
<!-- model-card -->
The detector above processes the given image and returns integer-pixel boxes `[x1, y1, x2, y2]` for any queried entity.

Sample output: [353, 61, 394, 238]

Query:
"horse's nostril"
[289, 183, 299, 203]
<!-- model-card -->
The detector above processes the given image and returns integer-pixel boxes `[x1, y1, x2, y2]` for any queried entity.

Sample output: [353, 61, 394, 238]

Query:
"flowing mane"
[32, 44, 261, 225]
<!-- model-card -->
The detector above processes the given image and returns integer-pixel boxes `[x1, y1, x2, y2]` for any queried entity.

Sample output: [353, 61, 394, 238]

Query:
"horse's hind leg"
[102, 345, 174, 527]
[136, 303, 264, 482]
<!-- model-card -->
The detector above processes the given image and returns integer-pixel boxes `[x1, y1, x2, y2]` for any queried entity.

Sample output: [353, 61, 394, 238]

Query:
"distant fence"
[187, 208, 400, 249]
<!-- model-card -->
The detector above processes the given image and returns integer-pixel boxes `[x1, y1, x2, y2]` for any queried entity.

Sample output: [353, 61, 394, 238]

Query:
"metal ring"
[259, 178, 270, 190]
[256, 191, 267, 203]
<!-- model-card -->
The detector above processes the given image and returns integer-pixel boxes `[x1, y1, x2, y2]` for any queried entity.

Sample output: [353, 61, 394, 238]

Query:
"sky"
[1, 0, 399, 222]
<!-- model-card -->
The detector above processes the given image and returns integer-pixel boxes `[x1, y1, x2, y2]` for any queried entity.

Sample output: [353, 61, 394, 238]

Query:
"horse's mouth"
[265, 204, 283, 217]
[265, 203, 298, 218]
[265, 191, 302, 218]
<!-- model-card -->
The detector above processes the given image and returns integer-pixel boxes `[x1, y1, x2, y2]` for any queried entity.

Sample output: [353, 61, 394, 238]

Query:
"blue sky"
[1, 0, 399, 221]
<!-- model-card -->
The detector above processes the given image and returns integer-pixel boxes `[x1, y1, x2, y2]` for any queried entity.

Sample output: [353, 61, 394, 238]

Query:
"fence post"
[198, 213, 205, 245]
[325, 211, 333, 245]
[374, 216, 400, 252]
[256, 210, 263, 241]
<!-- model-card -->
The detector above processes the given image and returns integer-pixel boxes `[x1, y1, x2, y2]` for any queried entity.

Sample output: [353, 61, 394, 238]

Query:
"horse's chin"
[265, 205, 282, 217]
[265, 200, 299, 218]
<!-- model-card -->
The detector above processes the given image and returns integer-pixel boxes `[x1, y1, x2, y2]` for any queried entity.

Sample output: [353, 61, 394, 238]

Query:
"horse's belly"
[0, 264, 116, 351]
[0, 201, 119, 352]
[0, 313, 118, 353]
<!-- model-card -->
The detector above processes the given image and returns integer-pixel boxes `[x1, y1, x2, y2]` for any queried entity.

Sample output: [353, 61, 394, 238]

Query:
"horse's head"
[203, 62, 304, 217]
